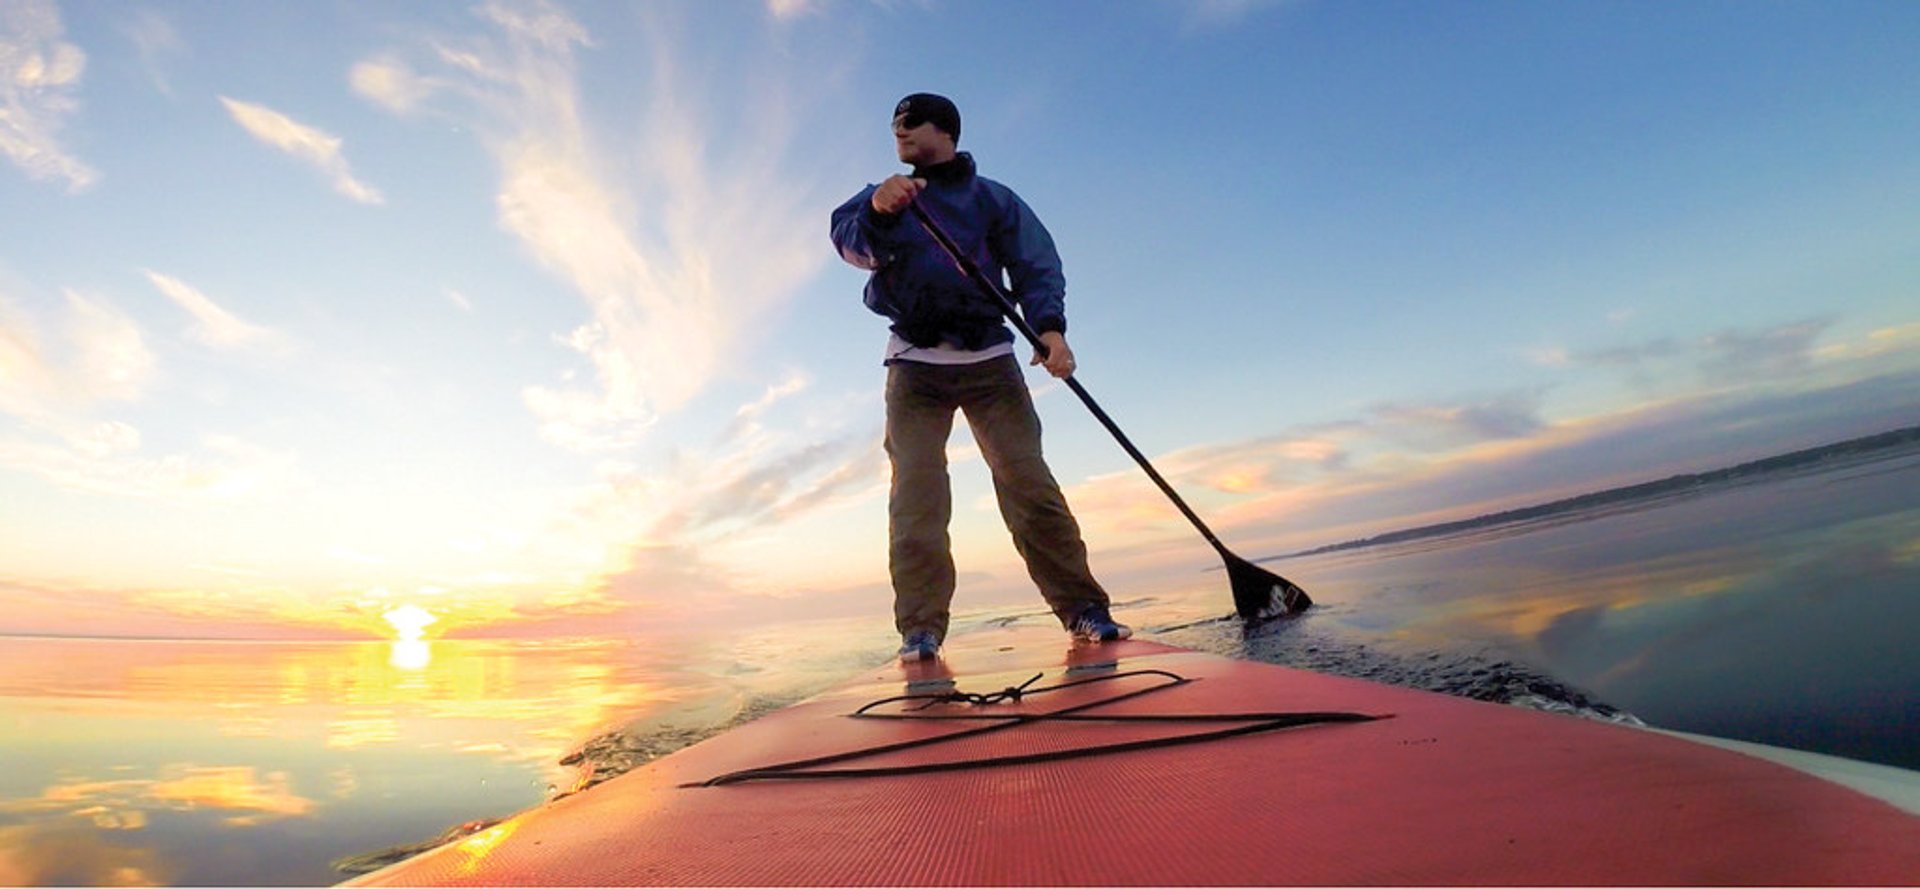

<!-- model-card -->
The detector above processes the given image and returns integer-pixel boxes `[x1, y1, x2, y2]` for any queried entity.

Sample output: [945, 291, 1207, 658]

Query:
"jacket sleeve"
[830, 186, 906, 271]
[990, 191, 1068, 337]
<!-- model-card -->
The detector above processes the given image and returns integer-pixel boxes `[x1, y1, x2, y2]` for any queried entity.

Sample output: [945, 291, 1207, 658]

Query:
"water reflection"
[388, 640, 431, 672]
[0, 820, 174, 886]
[0, 635, 721, 885]
[1245, 450, 1920, 769]
[30, 766, 316, 826]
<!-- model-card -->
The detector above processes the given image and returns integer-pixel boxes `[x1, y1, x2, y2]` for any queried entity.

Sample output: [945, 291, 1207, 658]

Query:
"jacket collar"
[912, 151, 975, 184]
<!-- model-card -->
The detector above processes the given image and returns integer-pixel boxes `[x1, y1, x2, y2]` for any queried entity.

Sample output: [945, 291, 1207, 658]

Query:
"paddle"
[906, 201, 1312, 620]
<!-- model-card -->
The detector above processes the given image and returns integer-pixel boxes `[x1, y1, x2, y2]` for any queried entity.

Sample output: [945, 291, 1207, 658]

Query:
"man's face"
[893, 115, 953, 166]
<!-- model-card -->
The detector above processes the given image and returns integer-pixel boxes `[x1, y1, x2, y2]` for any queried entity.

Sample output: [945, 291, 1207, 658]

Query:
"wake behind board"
[348, 626, 1920, 886]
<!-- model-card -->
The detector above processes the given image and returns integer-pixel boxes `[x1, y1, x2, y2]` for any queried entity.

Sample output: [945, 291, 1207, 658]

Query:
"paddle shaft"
[906, 202, 1233, 558]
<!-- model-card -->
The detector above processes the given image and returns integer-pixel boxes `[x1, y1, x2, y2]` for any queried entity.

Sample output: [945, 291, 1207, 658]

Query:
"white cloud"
[71, 419, 141, 458]
[720, 371, 810, 443]
[219, 96, 385, 204]
[522, 382, 654, 452]
[0, 431, 294, 501]
[0, 0, 98, 189]
[737, 373, 810, 420]
[349, 56, 440, 115]
[0, 302, 58, 422]
[57, 290, 153, 405]
[0, 289, 293, 502]
[341, 0, 865, 622]
[476, 0, 591, 50]
[141, 270, 287, 353]
[355, 0, 829, 453]
[0, 291, 152, 448]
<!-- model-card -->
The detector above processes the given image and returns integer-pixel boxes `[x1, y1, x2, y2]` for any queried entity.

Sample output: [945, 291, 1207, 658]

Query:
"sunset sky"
[3, 0, 1916, 641]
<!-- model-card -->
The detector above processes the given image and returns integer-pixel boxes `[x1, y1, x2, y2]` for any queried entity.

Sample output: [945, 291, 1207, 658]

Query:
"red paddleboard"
[346, 626, 1920, 886]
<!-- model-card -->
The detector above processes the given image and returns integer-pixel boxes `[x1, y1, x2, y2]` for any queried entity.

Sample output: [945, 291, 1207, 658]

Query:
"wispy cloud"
[0, 0, 97, 189]
[0, 429, 295, 501]
[766, 0, 825, 20]
[1177, 0, 1300, 32]
[349, 55, 444, 116]
[1529, 317, 1834, 384]
[1530, 339, 1681, 370]
[119, 8, 186, 96]
[1697, 318, 1828, 383]
[340, 0, 870, 629]
[1815, 321, 1920, 363]
[0, 289, 292, 502]
[218, 96, 385, 204]
[567, 421, 883, 554]
[0, 290, 153, 425]
[559, 383, 885, 617]
[1367, 392, 1546, 450]
[1082, 389, 1543, 522]
[141, 270, 288, 354]
[722, 371, 810, 443]
[353, 0, 829, 452]
[589, 431, 886, 617]
[662, 435, 882, 540]
[1063, 320, 1919, 559]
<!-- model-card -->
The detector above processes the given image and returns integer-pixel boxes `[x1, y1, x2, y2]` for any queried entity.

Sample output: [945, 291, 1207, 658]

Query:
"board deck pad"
[349, 627, 1920, 886]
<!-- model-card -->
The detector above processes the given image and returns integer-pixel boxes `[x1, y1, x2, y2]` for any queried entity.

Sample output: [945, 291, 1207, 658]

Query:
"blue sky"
[2, 0, 1915, 639]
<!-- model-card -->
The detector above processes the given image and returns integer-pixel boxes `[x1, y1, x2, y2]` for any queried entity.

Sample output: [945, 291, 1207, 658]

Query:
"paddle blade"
[1226, 554, 1313, 620]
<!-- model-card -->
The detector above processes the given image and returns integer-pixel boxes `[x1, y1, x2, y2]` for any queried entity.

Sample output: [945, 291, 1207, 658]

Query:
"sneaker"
[1068, 605, 1133, 643]
[898, 630, 940, 662]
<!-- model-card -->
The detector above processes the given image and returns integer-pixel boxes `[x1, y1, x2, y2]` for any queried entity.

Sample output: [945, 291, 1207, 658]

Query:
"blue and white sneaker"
[1068, 605, 1133, 643]
[898, 630, 940, 662]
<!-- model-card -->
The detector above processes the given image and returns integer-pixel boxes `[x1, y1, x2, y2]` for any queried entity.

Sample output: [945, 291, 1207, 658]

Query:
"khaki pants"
[885, 355, 1110, 640]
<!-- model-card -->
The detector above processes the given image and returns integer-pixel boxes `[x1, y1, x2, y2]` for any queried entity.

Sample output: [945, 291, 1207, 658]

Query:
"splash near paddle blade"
[1227, 554, 1313, 620]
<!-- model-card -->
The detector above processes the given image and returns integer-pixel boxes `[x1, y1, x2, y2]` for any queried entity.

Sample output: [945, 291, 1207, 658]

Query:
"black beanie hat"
[894, 93, 961, 142]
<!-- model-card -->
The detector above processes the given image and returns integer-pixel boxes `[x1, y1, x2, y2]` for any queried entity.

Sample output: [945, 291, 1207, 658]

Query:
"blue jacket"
[830, 153, 1066, 350]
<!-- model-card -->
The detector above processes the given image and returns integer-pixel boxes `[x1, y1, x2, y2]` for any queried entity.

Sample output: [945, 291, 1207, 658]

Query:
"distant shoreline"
[1272, 424, 1920, 562]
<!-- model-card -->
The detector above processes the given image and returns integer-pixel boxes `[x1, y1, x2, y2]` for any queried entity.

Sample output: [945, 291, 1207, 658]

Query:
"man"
[830, 92, 1131, 662]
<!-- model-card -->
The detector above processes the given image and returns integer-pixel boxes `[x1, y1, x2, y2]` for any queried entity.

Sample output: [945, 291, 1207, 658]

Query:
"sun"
[383, 604, 438, 671]
[382, 604, 437, 642]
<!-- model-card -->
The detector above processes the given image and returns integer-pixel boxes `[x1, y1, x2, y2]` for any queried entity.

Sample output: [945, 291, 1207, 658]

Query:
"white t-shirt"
[882, 331, 1015, 366]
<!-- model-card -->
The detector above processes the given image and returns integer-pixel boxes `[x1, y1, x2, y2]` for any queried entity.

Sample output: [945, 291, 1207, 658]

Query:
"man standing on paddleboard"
[831, 93, 1131, 662]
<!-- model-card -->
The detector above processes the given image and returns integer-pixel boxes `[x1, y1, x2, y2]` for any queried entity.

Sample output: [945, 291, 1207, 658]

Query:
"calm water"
[2, 445, 1915, 885]
[0, 630, 893, 886]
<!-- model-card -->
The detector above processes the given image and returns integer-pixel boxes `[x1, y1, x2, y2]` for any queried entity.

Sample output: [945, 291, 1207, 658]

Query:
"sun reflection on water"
[0, 633, 686, 884]
[389, 639, 432, 671]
